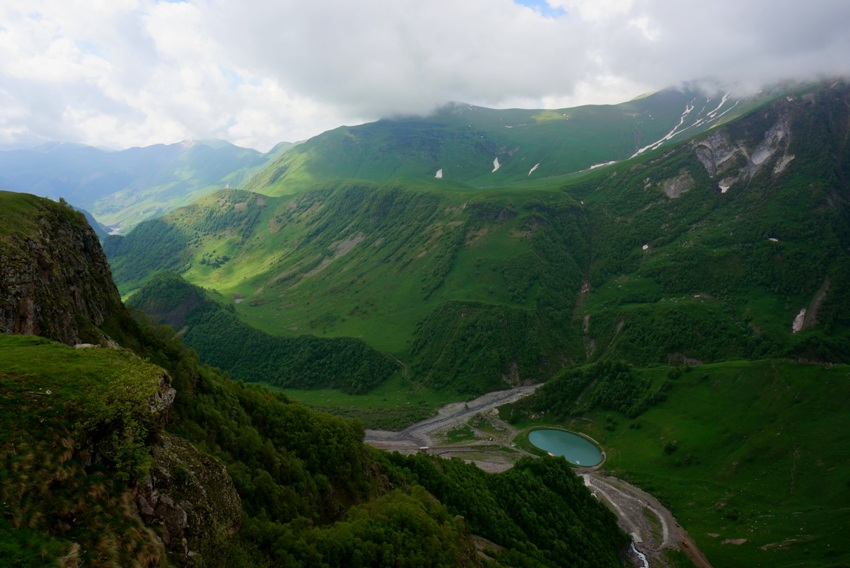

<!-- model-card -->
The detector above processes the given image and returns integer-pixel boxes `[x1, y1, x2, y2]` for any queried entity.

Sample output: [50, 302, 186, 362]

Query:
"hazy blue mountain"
[0, 139, 292, 231]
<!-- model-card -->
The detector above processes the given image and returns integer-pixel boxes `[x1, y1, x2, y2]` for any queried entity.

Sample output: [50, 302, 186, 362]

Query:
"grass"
[443, 425, 477, 444]
[508, 360, 850, 567]
[0, 191, 41, 238]
[266, 373, 465, 430]
[0, 334, 167, 565]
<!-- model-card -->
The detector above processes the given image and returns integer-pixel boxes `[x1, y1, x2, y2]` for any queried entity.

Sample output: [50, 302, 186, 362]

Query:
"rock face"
[136, 433, 243, 562]
[1, 191, 245, 565]
[0, 194, 125, 346]
[692, 106, 794, 194]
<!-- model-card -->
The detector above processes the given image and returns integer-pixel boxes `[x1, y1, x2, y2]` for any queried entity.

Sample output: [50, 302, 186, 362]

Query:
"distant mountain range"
[0, 140, 292, 231]
[0, 84, 777, 232]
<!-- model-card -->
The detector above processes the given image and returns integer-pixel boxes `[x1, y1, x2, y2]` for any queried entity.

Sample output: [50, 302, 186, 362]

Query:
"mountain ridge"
[110, 80, 850, 397]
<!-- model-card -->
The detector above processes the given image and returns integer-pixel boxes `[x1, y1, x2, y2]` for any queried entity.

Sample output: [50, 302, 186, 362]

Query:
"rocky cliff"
[0, 191, 125, 345]
[0, 191, 243, 566]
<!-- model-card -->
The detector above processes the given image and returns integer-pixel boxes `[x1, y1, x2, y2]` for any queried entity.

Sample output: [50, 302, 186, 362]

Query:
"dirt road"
[364, 386, 714, 567]
[365, 384, 540, 450]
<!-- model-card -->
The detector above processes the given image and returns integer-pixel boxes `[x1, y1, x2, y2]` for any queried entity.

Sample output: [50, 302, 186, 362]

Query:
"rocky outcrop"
[136, 433, 243, 564]
[660, 170, 695, 199]
[0, 194, 125, 346]
[692, 109, 793, 194]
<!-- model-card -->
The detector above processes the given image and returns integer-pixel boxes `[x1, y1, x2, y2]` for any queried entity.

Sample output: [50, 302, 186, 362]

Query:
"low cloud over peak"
[1, 0, 848, 151]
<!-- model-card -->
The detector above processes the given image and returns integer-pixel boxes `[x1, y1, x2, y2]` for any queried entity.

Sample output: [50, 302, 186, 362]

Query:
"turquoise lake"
[528, 429, 603, 466]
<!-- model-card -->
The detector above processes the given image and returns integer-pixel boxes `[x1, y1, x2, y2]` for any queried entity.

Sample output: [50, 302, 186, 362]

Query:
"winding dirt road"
[364, 385, 713, 567]
[365, 384, 540, 450]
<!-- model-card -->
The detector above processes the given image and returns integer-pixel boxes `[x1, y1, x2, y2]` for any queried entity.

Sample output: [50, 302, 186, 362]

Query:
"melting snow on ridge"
[492, 157, 501, 173]
[528, 163, 540, 176]
[589, 160, 617, 170]
[707, 93, 731, 118]
[435, 168, 443, 179]
[632, 101, 695, 158]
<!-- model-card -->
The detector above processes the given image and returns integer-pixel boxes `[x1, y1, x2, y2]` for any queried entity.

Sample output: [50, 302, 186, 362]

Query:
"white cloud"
[0, 0, 848, 151]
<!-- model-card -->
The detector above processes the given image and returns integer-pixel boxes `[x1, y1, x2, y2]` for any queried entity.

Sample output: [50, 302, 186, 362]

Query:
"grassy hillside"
[108, 183, 592, 394]
[248, 86, 768, 194]
[1, 191, 630, 567]
[109, 81, 850, 398]
[0, 311, 629, 567]
[506, 359, 850, 567]
[128, 271, 400, 394]
[0, 334, 173, 565]
[573, 81, 850, 366]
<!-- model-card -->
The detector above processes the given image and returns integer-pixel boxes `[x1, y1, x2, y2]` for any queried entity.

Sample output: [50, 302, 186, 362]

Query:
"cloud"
[0, 0, 848, 151]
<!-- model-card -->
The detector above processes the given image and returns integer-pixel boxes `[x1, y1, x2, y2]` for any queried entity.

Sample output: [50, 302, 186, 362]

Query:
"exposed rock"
[692, 112, 793, 191]
[149, 375, 177, 423]
[0, 197, 125, 346]
[136, 433, 243, 563]
[694, 131, 738, 177]
[660, 170, 694, 199]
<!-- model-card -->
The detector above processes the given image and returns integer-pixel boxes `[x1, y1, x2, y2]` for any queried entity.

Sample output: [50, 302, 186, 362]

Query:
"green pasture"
[508, 360, 850, 567]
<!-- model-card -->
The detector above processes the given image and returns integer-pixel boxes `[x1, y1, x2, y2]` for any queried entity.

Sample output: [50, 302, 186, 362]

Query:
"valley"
[3, 78, 850, 567]
[363, 384, 711, 568]
[101, 79, 850, 567]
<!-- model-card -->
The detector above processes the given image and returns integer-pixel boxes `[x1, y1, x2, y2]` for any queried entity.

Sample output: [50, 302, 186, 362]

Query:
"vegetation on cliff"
[1, 189, 628, 566]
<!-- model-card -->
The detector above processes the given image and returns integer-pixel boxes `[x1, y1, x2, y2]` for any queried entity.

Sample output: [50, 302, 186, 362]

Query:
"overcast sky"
[1, 0, 849, 152]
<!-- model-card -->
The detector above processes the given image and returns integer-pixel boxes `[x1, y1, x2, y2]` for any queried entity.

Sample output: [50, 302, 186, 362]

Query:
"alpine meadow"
[2, 75, 850, 568]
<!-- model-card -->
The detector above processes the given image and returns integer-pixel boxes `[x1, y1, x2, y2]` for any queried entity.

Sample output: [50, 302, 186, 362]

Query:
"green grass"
[510, 360, 850, 567]
[443, 425, 478, 444]
[0, 191, 42, 237]
[0, 334, 168, 565]
[268, 373, 465, 430]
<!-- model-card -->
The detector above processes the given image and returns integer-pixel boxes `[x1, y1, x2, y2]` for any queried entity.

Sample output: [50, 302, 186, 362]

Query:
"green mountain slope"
[248, 86, 769, 194]
[128, 271, 400, 394]
[1, 190, 629, 566]
[109, 80, 850, 396]
[107, 184, 591, 394]
[573, 80, 850, 365]
[506, 358, 850, 567]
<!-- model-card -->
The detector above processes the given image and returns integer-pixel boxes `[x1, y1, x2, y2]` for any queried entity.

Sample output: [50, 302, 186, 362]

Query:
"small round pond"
[528, 429, 603, 467]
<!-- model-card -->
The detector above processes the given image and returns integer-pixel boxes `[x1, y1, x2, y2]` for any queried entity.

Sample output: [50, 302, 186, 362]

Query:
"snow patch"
[528, 163, 540, 176]
[435, 168, 443, 179]
[492, 157, 501, 173]
[792, 308, 807, 333]
[706, 93, 731, 119]
[769, 237, 779, 242]
[589, 160, 617, 170]
[632, 101, 695, 158]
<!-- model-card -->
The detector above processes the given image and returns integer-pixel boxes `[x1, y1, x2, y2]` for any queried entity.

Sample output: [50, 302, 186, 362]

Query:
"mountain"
[128, 271, 400, 394]
[0, 192, 628, 565]
[109, 80, 850, 397]
[247, 85, 771, 194]
[0, 140, 292, 231]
